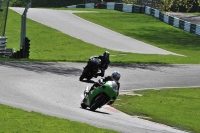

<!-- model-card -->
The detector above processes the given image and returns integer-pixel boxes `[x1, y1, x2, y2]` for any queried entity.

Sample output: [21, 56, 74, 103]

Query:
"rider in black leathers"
[95, 51, 110, 77]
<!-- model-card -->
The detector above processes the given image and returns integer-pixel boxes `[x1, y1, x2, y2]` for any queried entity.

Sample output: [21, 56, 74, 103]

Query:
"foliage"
[9, 0, 29, 7]
[122, 0, 137, 4]
[160, 0, 174, 11]
[121, 0, 200, 12]
[9, 0, 200, 12]
[9, 0, 84, 7]
[162, 0, 198, 12]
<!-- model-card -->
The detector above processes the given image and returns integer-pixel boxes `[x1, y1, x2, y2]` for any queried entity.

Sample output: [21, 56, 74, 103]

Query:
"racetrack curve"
[1, 61, 199, 133]
[2, 7, 199, 133]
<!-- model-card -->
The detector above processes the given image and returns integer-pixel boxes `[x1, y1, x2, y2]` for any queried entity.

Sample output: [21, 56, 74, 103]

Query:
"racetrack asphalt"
[0, 61, 195, 133]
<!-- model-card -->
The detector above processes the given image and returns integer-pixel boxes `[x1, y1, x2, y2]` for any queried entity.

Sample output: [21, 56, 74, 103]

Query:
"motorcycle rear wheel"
[87, 75, 93, 81]
[80, 67, 91, 81]
[79, 75, 84, 81]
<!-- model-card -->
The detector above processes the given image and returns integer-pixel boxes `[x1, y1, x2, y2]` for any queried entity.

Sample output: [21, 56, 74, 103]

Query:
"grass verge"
[112, 88, 200, 133]
[0, 104, 118, 133]
[3, 8, 200, 64]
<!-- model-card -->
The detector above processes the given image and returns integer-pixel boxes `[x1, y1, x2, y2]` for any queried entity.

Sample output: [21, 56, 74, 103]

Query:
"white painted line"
[121, 86, 200, 93]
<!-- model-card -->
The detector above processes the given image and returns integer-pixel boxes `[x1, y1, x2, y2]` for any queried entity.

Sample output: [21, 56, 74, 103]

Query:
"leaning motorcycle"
[79, 56, 101, 81]
[80, 81, 118, 111]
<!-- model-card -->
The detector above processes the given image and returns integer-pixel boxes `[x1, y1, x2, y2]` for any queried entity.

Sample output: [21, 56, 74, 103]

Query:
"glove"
[98, 78, 104, 85]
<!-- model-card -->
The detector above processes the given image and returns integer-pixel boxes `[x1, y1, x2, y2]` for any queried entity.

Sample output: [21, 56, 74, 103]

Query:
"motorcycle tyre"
[90, 95, 107, 111]
[81, 102, 87, 109]
[87, 75, 93, 81]
[79, 67, 88, 81]
[79, 75, 84, 81]
[87, 70, 98, 81]
[81, 67, 91, 81]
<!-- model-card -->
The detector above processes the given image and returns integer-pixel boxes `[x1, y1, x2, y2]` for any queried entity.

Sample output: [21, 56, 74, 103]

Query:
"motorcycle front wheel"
[90, 95, 107, 111]
[81, 102, 87, 109]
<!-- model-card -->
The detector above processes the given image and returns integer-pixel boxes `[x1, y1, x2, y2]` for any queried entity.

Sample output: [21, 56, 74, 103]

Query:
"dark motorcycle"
[79, 56, 101, 81]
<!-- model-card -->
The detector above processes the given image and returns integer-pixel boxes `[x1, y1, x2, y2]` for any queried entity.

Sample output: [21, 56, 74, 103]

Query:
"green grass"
[4, 8, 200, 64]
[112, 88, 200, 133]
[0, 104, 118, 133]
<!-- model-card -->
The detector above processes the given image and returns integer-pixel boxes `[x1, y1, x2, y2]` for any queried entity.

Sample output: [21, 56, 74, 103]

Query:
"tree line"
[10, 0, 85, 7]
[9, 0, 200, 12]
[124, 0, 200, 12]
[9, 0, 120, 7]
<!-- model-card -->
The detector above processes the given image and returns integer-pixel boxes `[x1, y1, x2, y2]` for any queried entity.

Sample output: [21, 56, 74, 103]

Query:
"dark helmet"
[111, 71, 121, 82]
[103, 51, 109, 59]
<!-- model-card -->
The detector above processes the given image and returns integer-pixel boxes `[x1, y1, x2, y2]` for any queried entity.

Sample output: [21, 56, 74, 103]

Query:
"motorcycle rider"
[87, 71, 121, 104]
[95, 51, 110, 77]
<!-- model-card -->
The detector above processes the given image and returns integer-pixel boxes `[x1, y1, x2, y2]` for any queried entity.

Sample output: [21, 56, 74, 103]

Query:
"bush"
[10, 0, 84, 7]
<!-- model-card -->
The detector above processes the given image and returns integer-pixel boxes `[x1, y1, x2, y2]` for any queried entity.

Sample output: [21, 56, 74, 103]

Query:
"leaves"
[122, 0, 137, 4]
[122, 0, 199, 12]
[9, 0, 84, 7]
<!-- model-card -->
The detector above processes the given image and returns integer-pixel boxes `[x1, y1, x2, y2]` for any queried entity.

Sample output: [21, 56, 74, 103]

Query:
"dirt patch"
[166, 12, 200, 25]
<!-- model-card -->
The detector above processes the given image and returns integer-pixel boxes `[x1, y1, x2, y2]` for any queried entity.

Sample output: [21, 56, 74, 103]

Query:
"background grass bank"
[4, 9, 200, 64]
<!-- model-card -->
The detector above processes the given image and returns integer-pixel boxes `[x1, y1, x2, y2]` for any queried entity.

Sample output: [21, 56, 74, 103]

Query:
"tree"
[122, 0, 200, 12]
[122, 0, 137, 4]
[161, 0, 198, 12]
[10, 0, 29, 7]
[10, 0, 84, 7]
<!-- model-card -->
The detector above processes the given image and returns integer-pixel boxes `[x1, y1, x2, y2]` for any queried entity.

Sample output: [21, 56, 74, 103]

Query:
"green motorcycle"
[81, 81, 118, 111]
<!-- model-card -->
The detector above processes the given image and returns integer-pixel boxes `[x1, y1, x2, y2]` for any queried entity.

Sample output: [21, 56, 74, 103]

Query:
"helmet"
[111, 71, 120, 82]
[103, 51, 109, 59]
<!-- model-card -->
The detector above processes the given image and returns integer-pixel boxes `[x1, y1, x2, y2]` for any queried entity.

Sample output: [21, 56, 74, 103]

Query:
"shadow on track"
[0, 61, 82, 77]
[0, 61, 181, 76]
[110, 63, 180, 71]
[80, 107, 110, 115]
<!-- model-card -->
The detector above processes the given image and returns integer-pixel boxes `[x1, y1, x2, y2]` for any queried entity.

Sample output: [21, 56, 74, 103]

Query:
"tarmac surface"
[166, 12, 200, 25]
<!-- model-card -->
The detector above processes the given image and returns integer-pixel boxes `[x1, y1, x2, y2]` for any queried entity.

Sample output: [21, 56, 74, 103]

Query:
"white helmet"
[111, 71, 120, 82]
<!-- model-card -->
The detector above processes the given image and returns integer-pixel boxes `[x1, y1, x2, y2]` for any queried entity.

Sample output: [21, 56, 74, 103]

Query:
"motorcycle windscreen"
[106, 81, 118, 93]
